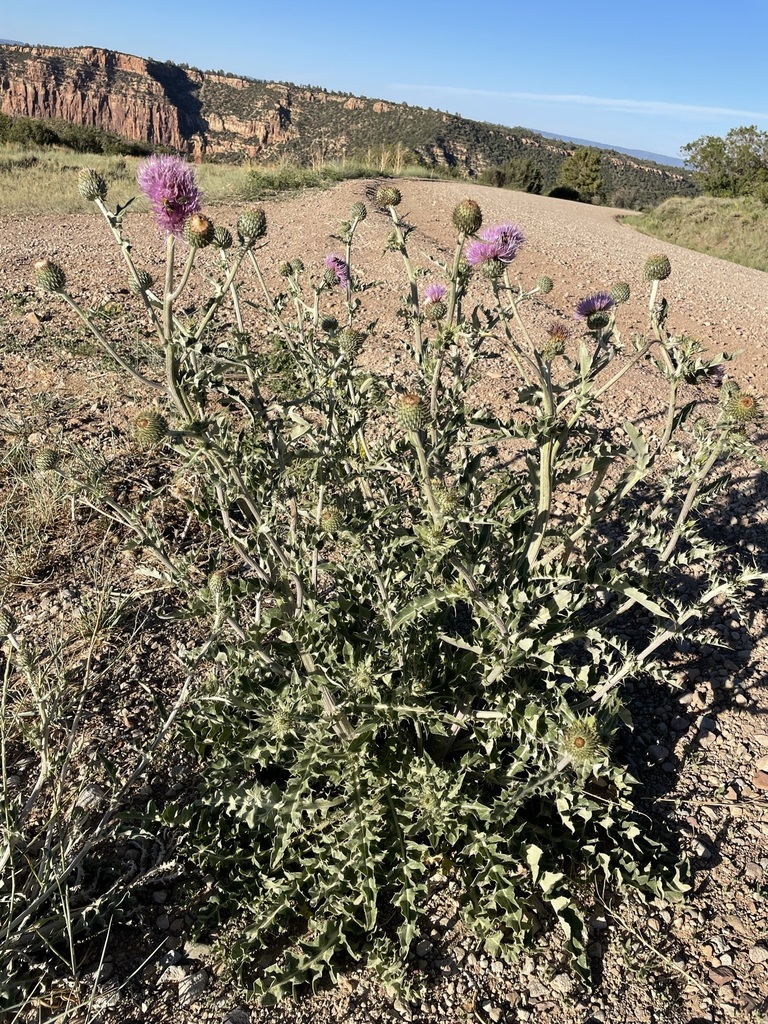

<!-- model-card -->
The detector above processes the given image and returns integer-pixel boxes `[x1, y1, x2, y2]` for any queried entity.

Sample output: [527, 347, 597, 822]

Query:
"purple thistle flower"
[324, 253, 350, 287]
[137, 155, 202, 236]
[465, 222, 525, 268]
[574, 292, 615, 321]
[423, 282, 447, 305]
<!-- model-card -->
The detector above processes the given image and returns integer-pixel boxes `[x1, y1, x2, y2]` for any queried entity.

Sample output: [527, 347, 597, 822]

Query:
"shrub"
[27, 162, 766, 1002]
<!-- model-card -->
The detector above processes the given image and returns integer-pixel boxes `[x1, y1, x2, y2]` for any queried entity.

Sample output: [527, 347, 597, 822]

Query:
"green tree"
[556, 147, 604, 202]
[502, 156, 543, 194]
[681, 125, 768, 196]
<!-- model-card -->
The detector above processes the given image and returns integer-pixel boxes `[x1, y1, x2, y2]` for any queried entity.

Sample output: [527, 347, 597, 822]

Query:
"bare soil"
[1, 178, 767, 1024]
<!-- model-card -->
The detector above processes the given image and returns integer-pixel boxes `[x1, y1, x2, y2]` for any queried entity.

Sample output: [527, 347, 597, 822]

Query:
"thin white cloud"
[392, 85, 768, 121]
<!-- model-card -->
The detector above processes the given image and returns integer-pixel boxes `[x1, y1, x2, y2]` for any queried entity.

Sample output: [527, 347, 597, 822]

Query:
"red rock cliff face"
[0, 46, 193, 151]
[0, 44, 299, 158]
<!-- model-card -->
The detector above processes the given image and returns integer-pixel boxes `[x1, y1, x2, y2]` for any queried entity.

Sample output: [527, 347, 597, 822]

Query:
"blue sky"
[5, 1, 768, 161]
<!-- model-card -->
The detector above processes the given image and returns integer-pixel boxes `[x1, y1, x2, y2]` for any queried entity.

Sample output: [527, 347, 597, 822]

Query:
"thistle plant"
[28, 160, 766, 1001]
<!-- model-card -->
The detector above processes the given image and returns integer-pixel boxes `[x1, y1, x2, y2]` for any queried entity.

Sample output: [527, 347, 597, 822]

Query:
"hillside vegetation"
[628, 194, 768, 272]
[0, 44, 697, 210]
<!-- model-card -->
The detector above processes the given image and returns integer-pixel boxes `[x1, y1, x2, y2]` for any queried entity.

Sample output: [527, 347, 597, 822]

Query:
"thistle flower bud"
[34, 258, 66, 293]
[208, 569, 228, 596]
[724, 391, 761, 423]
[395, 392, 429, 432]
[278, 261, 293, 278]
[433, 483, 459, 515]
[424, 300, 447, 322]
[320, 315, 339, 333]
[237, 207, 268, 247]
[34, 448, 59, 472]
[133, 410, 168, 447]
[291, 258, 304, 275]
[129, 269, 154, 295]
[77, 167, 108, 202]
[375, 186, 402, 208]
[0, 607, 16, 636]
[643, 253, 672, 282]
[541, 321, 569, 362]
[336, 327, 365, 355]
[321, 505, 344, 531]
[561, 716, 603, 766]
[212, 226, 233, 250]
[481, 258, 504, 281]
[349, 201, 367, 221]
[611, 281, 631, 304]
[184, 213, 215, 248]
[452, 199, 482, 235]
[384, 230, 403, 253]
[536, 275, 553, 295]
[323, 268, 339, 288]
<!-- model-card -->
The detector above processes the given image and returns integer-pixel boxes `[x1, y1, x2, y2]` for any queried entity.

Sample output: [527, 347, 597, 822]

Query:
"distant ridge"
[0, 43, 696, 208]
[535, 129, 684, 168]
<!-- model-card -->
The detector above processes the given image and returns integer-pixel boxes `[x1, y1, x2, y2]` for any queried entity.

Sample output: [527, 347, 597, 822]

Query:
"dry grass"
[0, 144, 447, 218]
[626, 194, 768, 272]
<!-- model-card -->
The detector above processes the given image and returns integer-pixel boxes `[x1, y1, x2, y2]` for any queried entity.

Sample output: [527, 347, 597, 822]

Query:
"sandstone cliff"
[0, 44, 695, 204]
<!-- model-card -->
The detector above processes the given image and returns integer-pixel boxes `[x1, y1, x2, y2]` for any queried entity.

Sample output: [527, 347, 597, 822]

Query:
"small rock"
[156, 914, 170, 931]
[416, 939, 432, 957]
[184, 940, 212, 961]
[223, 1010, 251, 1024]
[152, 890, 168, 904]
[648, 744, 669, 762]
[178, 969, 208, 1008]
[749, 944, 768, 964]
[551, 973, 574, 995]
[756, 755, 768, 772]
[708, 965, 737, 986]
[752, 771, 768, 791]
[753, 734, 768, 747]
[528, 978, 549, 1000]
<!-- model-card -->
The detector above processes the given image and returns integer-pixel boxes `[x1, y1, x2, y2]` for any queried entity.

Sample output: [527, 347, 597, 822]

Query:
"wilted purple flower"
[137, 155, 202, 236]
[324, 253, 350, 287]
[574, 292, 615, 321]
[465, 222, 525, 267]
[423, 282, 447, 305]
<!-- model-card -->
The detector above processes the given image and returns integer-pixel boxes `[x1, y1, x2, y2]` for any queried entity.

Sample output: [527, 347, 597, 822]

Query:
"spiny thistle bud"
[237, 207, 268, 247]
[349, 201, 367, 222]
[375, 185, 402, 208]
[0, 607, 16, 636]
[724, 391, 761, 424]
[278, 261, 294, 278]
[34, 258, 66, 293]
[433, 482, 460, 515]
[129, 269, 154, 295]
[184, 213, 215, 248]
[77, 167, 108, 202]
[395, 392, 430, 432]
[320, 315, 339, 333]
[481, 258, 504, 281]
[323, 268, 339, 288]
[424, 300, 447, 322]
[133, 410, 168, 447]
[452, 198, 483, 235]
[34, 448, 59, 472]
[208, 569, 228, 597]
[536, 275, 554, 295]
[212, 226, 233, 250]
[611, 281, 631, 304]
[291, 258, 304, 275]
[385, 230, 404, 253]
[321, 504, 344, 531]
[561, 716, 603, 766]
[541, 321, 569, 361]
[643, 253, 672, 282]
[336, 327, 366, 355]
